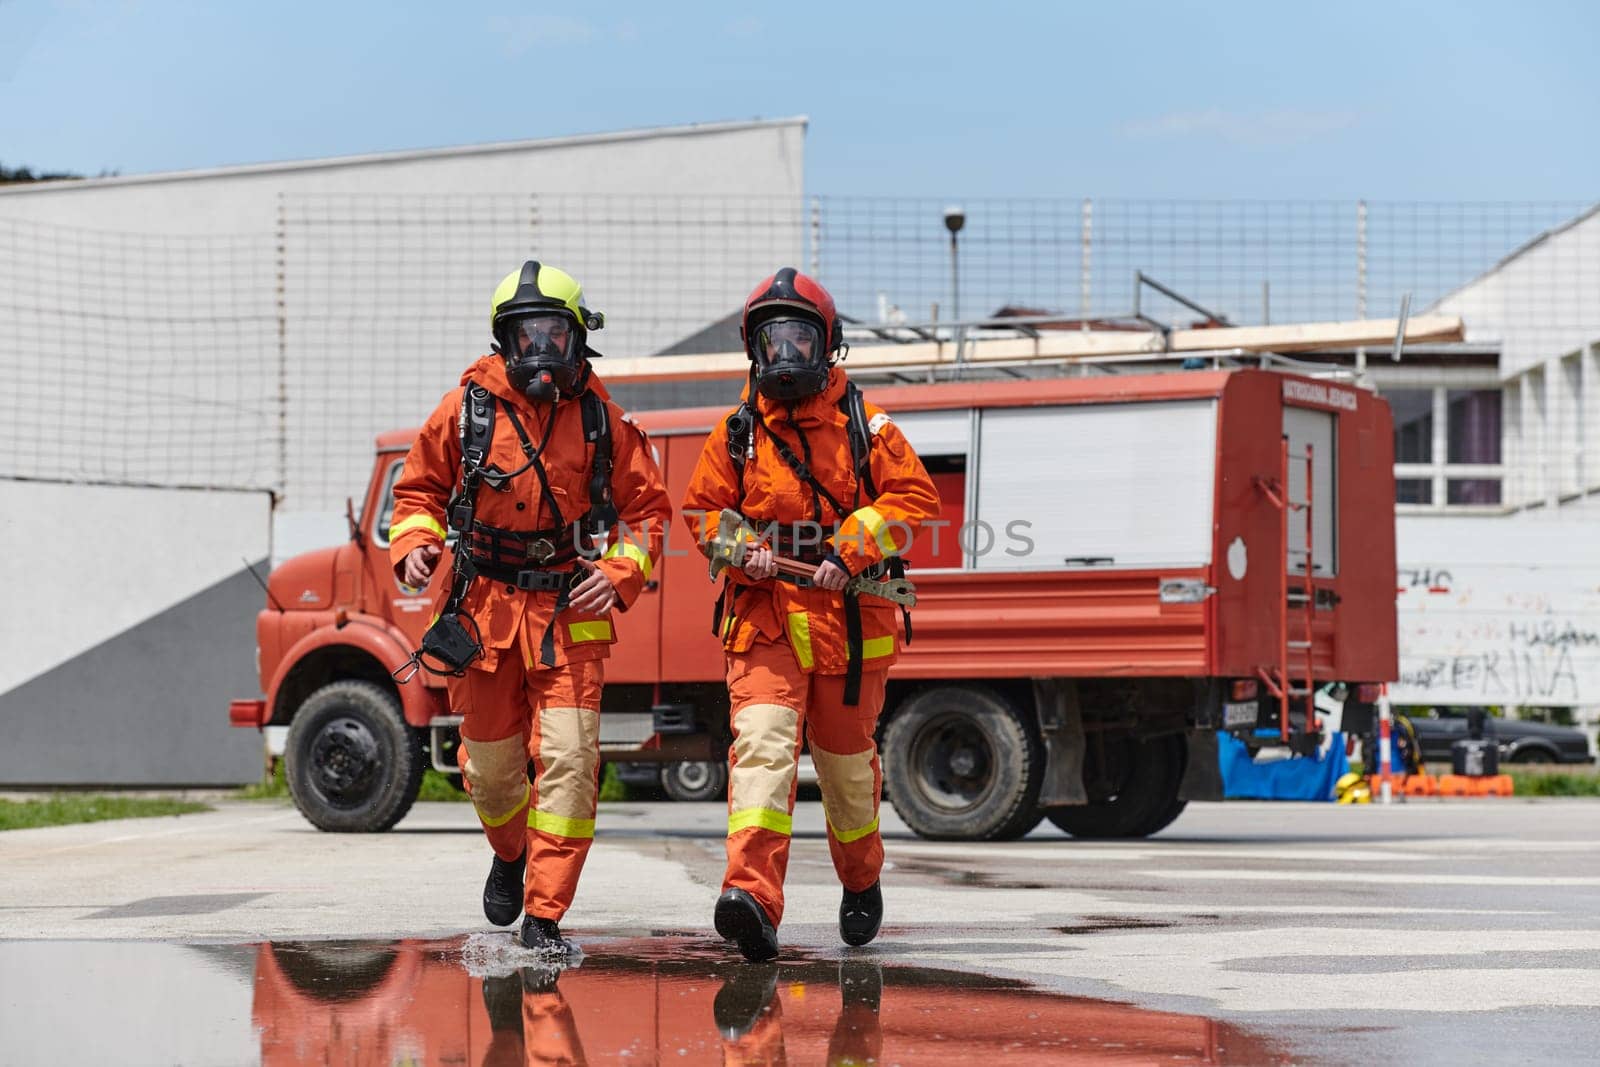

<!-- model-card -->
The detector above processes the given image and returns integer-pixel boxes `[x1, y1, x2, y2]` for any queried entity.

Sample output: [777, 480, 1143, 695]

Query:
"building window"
[1445, 390, 1502, 504]
[1389, 390, 1433, 463]
[1396, 478, 1433, 505]
[1387, 386, 1504, 510]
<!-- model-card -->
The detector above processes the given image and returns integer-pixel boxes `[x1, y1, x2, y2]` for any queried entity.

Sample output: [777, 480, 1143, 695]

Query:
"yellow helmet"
[1335, 772, 1371, 804]
[489, 260, 605, 402]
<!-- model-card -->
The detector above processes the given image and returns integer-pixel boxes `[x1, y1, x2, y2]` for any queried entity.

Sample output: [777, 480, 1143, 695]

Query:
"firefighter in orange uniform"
[683, 268, 940, 961]
[389, 261, 670, 952]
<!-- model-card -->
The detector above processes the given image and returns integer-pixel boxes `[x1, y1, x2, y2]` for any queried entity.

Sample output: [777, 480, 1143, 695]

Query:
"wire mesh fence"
[813, 197, 1596, 330]
[0, 215, 278, 490]
[1, 194, 1596, 512]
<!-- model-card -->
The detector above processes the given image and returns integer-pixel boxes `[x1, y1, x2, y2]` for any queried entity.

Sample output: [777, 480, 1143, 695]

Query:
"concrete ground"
[2, 796, 1599, 1064]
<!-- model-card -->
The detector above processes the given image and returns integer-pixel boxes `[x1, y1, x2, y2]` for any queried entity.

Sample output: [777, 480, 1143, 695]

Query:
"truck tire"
[269, 942, 400, 999]
[285, 680, 424, 833]
[884, 685, 1043, 841]
[661, 759, 729, 803]
[1046, 733, 1186, 839]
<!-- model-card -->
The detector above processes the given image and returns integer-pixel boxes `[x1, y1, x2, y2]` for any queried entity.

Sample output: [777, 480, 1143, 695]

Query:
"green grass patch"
[0, 794, 210, 831]
[236, 760, 289, 799]
[598, 762, 629, 803]
[237, 761, 630, 805]
[1507, 768, 1600, 797]
[417, 768, 470, 802]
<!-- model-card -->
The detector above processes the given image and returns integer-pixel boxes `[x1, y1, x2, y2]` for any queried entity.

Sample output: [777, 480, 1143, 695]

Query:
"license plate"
[1223, 701, 1258, 728]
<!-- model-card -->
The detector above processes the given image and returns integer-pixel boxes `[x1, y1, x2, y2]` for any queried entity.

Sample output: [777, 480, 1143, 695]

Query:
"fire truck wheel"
[883, 685, 1044, 841]
[1045, 733, 1185, 839]
[285, 680, 425, 833]
[268, 942, 400, 1000]
[661, 759, 729, 803]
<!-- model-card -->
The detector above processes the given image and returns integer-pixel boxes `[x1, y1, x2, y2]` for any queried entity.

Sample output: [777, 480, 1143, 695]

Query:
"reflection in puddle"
[251, 935, 1290, 1065]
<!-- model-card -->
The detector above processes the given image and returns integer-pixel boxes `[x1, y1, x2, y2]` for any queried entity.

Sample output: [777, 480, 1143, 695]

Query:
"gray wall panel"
[0, 565, 267, 786]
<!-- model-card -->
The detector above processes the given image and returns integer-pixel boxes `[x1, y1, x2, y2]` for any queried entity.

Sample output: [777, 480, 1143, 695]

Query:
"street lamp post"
[943, 205, 965, 325]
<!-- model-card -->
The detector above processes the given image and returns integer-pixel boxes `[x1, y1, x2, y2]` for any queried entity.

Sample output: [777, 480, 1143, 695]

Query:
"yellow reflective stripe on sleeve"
[829, 814, 880, 844]
[475, 784, 531, 828]
[390, 512, 447, 542]
[603, 538, 654, 582]
[786, 612, 815, 670]
[861, 635, 895, 660]
[567, 620, 614, 643]
[851, 506, 900, 557]
[728, 807, 793, 836]
[721, 613, 736, 638]
[528, 809, 596, 839]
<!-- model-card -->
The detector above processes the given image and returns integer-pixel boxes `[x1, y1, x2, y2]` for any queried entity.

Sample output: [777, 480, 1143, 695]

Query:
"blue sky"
[1, 0, 1595, 200]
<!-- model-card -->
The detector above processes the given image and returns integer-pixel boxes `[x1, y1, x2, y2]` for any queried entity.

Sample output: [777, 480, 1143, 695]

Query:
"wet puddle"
[0, 935, 1293, 1064]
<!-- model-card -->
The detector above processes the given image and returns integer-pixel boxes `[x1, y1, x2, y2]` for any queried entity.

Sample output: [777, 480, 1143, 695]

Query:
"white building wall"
[0, 119, 807, 560]
[1394, 512, 1600, 710]
[0, 118, 806, 236]
[1432, 205, 1600, 381]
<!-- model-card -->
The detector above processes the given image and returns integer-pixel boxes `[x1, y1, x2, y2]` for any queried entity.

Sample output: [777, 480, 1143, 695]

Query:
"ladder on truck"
[1254, 439, 1317, 743]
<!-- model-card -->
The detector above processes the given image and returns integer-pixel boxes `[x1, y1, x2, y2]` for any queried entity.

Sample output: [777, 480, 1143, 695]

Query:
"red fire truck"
[231, 361, 1398, 839]
[251, 938, 1285, 1064]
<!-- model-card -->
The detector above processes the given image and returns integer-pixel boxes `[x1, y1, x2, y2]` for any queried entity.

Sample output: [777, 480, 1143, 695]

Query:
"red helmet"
[740, 267, 844, 401]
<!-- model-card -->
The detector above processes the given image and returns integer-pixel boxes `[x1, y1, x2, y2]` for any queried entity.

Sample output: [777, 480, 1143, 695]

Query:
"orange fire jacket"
[683, 368, 940, 674]
[389, 356, 671, 672]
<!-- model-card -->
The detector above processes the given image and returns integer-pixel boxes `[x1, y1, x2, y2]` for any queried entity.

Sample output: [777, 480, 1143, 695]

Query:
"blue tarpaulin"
[1217, 731, 1351, 801]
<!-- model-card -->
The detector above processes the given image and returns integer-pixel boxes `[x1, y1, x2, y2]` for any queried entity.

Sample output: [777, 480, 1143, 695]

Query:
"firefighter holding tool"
[389, 261, 671, 953]
[683, 267, 940, 961]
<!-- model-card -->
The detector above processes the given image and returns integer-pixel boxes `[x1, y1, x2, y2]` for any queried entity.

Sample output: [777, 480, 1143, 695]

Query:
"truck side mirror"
[346, 496, 365, 547]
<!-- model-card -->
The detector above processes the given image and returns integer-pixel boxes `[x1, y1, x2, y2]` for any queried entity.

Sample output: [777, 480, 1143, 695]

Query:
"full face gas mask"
[497, 312, 581, 403]
[750, 315, 830, 401]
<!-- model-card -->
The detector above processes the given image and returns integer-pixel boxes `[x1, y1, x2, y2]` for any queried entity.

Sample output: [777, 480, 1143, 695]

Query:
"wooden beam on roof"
[599, 314, 1465, 383]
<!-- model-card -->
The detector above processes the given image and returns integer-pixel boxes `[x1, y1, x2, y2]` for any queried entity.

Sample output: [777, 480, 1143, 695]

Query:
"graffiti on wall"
[1392, 563, 1600, 706]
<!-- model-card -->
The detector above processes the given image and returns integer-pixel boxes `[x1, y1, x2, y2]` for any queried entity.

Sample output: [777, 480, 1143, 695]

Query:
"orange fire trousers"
[724, 638, 888, 927]
[449, 657, 604, 923]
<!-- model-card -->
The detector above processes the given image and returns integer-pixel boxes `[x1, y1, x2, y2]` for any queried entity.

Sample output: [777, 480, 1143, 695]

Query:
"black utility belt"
[462, 523, 576, 565]
[462, 558, 580, 592]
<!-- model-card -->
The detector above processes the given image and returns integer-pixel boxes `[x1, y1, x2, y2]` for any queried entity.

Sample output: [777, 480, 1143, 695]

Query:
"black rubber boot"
[519, 915, 571, 955]
[838, 959, 882, 1012]
[483, 850, 526, 927]
[714, 888, 780, 962]
[519, 964, 562, 995]
[713, 962, 779, 1040]
[480, 973, 524, 1032]
[839, 882, 882, 947]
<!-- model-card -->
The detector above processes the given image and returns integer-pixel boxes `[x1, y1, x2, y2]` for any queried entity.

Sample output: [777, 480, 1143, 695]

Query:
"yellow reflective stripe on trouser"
[861, 634, 894, 660]
[567, 620, 614, 642]
[603, 538, 653, 582]
[786, 612, 814, 669]
[476, 783, 531, 828]
[812, 742, 879, 844]
[728, 807, 793, 835]
[830, 815, 880, 844]
[390, 511, 447, 542]
[851, 506, 901, 557]
[528, 809, 596, 839]
[464, 737, 530, 825]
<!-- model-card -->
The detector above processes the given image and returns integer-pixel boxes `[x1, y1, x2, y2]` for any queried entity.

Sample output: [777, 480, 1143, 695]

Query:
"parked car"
[1401, 708, 1594, 765]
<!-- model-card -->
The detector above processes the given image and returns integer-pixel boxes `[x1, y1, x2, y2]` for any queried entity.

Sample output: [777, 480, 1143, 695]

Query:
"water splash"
[458, 930, 585, 977]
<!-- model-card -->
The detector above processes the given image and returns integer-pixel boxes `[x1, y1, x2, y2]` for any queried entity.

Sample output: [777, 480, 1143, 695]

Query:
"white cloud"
[489, 14, 596, 56]
[1121, 108, 1358, 147]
